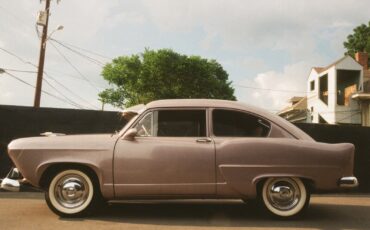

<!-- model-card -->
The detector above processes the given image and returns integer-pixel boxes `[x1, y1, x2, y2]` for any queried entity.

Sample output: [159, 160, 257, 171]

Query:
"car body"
[2, 99, 358, 218]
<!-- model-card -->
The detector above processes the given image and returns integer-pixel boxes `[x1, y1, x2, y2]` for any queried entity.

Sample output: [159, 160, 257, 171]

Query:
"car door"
[210, 108, 272, 196]
[114, 108, 216, 197]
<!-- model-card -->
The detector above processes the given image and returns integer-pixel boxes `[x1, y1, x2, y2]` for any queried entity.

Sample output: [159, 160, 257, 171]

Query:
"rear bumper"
[338, 176, 359, 188]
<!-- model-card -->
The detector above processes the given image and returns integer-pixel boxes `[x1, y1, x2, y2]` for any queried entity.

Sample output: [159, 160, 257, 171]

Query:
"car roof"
[147, 99, 259, 110]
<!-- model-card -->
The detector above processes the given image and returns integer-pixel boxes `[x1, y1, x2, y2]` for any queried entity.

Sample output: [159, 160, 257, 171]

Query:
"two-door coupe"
[1, 99, 358, 218]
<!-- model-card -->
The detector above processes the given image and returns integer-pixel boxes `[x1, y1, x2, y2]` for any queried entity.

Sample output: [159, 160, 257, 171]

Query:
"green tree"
[343, 21, 370, 56]
[99, 49, 236, 108]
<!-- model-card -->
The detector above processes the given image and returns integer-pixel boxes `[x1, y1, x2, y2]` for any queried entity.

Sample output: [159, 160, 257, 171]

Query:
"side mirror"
[122, 128, 137, 141]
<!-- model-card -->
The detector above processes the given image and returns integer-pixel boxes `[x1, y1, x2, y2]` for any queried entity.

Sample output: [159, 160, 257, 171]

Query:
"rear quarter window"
[212, 109, 271, 137]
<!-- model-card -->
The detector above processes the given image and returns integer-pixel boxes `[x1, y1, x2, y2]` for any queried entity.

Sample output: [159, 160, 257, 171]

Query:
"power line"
[0, 47, 104, 86]
[0, 47, 36, 67]
[49, 41, 101, 91]
[43, 78, 87, 109]
[336, 111, 361, 123]
[234, 84, 308, 94]
[0, 5, 112, 62]
[0, 68, 37, 73]
[0, 48, 101, 109]
[44, 75, 100, 109]
[51, 38, 113, 60]
[50, 39, 106, 67]
[3, 67, 99, 109]
[0, 6, 35, 34]
[3, 71, 84, 109]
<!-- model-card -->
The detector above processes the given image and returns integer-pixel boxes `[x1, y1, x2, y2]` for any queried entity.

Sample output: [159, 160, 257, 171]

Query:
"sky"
[0, 0, 369, 112]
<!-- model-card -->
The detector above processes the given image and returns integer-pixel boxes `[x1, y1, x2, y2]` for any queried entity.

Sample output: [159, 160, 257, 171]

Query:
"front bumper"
[0, 168, 23, 192]
[339, 176, 359, 188]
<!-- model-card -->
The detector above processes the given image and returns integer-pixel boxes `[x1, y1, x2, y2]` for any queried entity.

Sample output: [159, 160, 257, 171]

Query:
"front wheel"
[261, 177, 310, 218]
[45, 169, 98, 217]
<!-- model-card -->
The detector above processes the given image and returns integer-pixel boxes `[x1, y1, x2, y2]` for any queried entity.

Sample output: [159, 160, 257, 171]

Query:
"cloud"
[105, 11, 146, 29]
[236, 61, 310, 111]
[241, 57, 269, 73]
[1, 0, 370, 110]
[140, 0, 369, 61]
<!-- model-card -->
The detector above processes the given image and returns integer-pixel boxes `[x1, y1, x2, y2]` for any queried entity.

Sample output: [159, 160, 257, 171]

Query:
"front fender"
[36, 160, 102, 186]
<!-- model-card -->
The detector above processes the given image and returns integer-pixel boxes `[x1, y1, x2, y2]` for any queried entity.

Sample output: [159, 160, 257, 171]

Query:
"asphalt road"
[1, 192, 370, 230]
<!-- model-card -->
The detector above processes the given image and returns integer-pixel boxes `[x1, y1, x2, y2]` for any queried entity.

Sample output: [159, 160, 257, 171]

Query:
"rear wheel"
[261, 177, 310, 218]
[45, 169, 98, 217]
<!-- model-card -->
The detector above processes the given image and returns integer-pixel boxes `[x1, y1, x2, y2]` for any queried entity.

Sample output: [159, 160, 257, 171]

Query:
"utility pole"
[34, 0, 51, 108]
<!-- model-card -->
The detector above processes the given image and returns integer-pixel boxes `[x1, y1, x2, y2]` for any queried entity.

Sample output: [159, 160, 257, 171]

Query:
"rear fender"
[219, 164, 336, 198]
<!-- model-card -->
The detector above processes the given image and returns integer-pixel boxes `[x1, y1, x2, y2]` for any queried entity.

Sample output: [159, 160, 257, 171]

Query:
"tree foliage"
[343, 21, 370, 56]
[99, 49, 236, 108]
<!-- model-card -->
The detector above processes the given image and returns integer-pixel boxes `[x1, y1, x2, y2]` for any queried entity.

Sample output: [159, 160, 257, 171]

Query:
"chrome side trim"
[339, 176, 358, 188]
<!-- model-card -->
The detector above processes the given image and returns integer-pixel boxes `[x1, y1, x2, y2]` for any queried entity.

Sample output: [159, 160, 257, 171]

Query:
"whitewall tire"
[261, 177, 310, 218]
[45, 169, 96, 217]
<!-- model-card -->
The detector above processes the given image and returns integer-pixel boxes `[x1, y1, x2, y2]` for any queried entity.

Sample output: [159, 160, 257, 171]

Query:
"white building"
[307, 55, 364, 124]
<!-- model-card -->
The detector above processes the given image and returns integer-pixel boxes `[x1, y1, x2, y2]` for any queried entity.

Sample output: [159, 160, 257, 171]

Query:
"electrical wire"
[50, 39, 105, 66]
[0, 5, 35, 35]
[2, 67, 99, 109]
[0, 47, 36, 67]
[335, 111, 361, 123]
[234, 84, 308, 94]
[3, 71, 85, 109]
[49, 42, 101, 91]
[51, 38, 113, 61]
[0, 68, 37, 73]
[44, 75, 100, 109]
[43, 78, 88, 109]
[0, 48, 101, 109]
[0, 39, 105, 87]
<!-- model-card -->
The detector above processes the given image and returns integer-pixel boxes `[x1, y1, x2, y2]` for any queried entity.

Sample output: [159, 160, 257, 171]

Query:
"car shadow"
[60, 200, 370, 229]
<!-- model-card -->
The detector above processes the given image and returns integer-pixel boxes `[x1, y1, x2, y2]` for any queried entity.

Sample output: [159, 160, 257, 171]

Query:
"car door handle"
[196, 138, 212, 143]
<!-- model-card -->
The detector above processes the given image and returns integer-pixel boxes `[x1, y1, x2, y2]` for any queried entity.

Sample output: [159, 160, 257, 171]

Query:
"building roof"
[311, 56, 348, 74]
[313, 67, 325, 73]
[278, 97, 307, 115]
[289, 96, 304, 103]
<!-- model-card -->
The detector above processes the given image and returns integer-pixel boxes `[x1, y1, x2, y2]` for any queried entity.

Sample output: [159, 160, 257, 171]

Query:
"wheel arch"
[38, 162, 102, 191]
[253, 174, 316, 194]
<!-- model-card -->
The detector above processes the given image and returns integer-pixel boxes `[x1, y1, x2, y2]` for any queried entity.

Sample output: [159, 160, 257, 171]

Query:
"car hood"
[8, 134, 119, 151]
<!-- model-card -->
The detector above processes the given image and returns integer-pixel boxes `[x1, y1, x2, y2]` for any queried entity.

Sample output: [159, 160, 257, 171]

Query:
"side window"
[156, 110, 206, 137]
[212, 109, 270, 137]
[135, 112, 153, 137]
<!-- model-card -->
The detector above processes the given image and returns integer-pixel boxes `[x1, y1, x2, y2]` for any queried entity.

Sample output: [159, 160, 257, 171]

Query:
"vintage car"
[1, 99, 358, 218]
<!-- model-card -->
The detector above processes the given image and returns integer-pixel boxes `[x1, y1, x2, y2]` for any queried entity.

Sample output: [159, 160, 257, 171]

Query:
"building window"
[310, 81, 315, 91]
[319, 74, 328, 105]
[337, 70, 360, 106]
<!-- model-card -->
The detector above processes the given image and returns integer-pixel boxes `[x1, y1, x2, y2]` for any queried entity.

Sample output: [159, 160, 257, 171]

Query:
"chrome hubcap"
[266, 178, 300, 211]
[54, 175, 89, 209]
